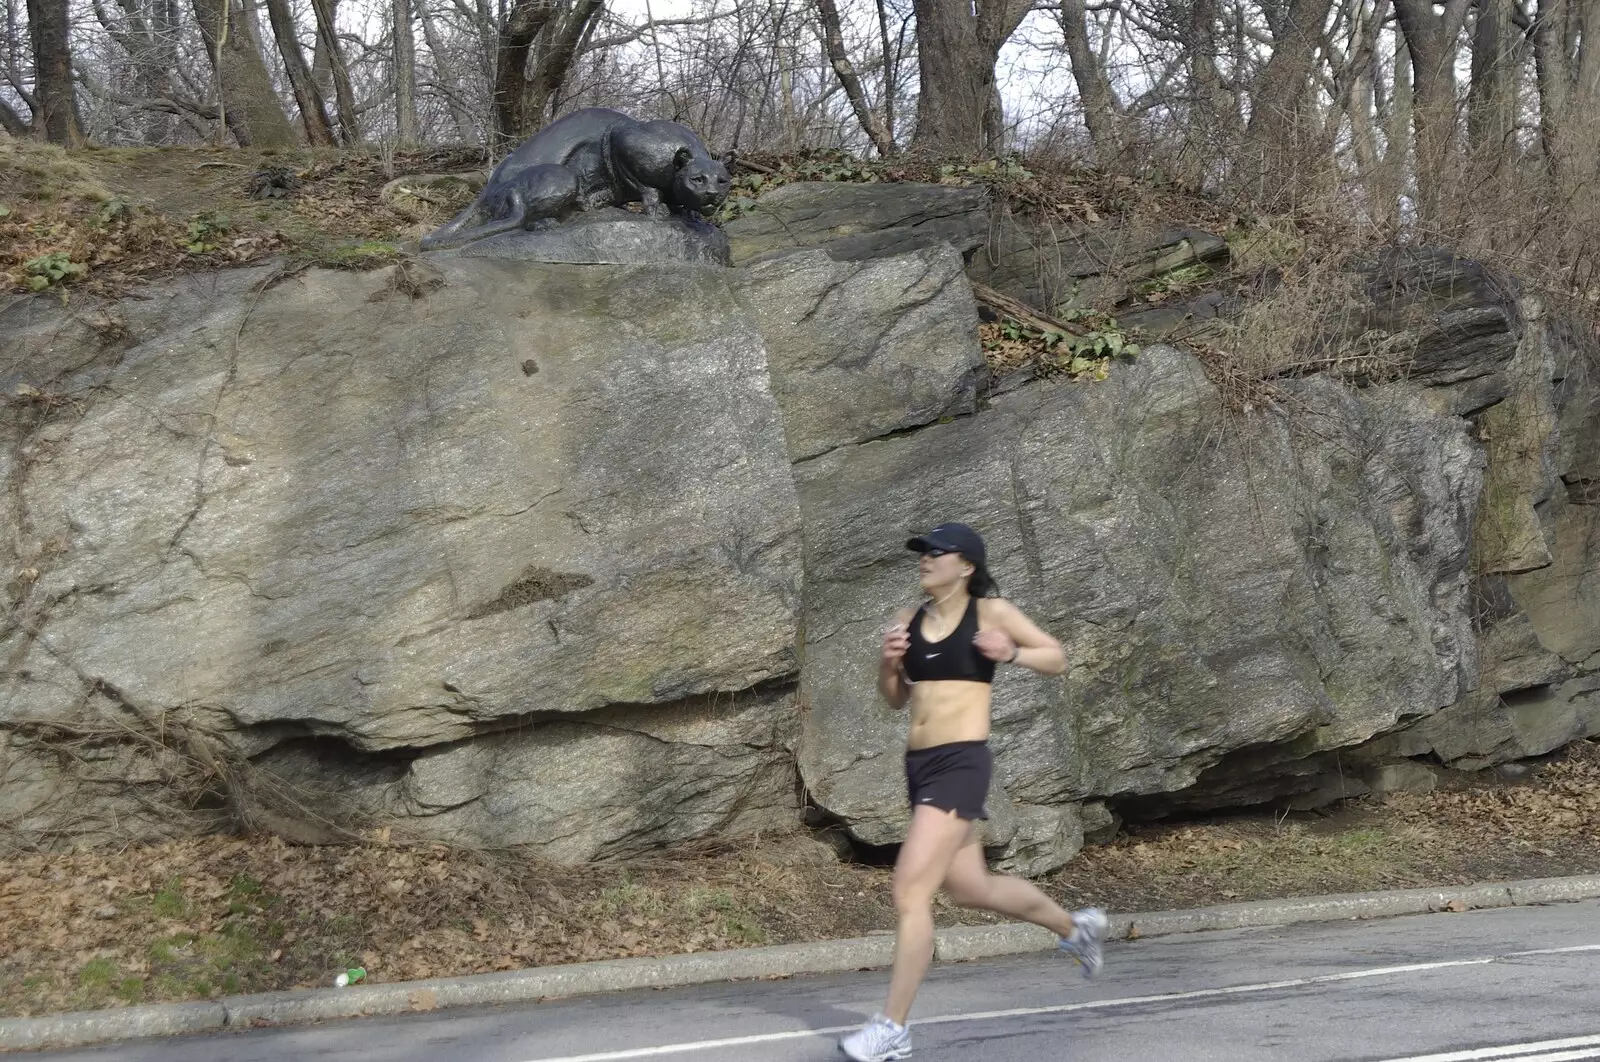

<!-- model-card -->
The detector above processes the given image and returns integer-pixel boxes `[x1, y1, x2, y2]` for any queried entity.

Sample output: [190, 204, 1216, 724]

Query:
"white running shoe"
[1058, 906, 1109, 979]
[838, 1013, 912, 1061]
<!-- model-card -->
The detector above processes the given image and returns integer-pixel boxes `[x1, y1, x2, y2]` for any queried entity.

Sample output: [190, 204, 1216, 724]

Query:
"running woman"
[838, 522, 1108, 1062]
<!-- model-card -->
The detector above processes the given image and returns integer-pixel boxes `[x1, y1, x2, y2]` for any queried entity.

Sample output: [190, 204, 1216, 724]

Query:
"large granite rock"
[0, 258, 803, 853]
[724, 182, 990, 266]
[1375, 294, 1600, 768]
[431, 208, 732, 267]
[2, 209, 1597, 873]
[254, 687, 799, 861]
[797, 345, 1481, 871]
[732, 246, 986, 460]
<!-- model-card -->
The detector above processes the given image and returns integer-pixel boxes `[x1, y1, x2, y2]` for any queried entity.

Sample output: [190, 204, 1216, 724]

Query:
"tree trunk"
[910, 0, 990, 154]
[909, 0, 1030, 155]
[1468, 0, 1517, 152]
[1532, 0, 1600, 183]
[1188, 0, 1234, 137]
[519, 0, 604, 128]
[875, 0, 898, 145]
[1244, 0, 1337, 188]
[419, 0, 475, 141]
[1378, 29, 1413, 225]
[491, 0, 604, 146]
[492, 0, 557, 145]
[0, 95, 29, 136]
[263, 0, 337, 145]
[816, 0, 896, 156]
[308, 0, 360, 143]
[393, 0, 418, 145]
[1333, 0, 1390, 213]
[311, 0, 337, 94]
[1573, 0, 1600, 178]
[1392, 0, 1469, 222]
[92, 0, 177, 143]
[26, 0, 85, 144]
[1059, 0, 1120, 162]
[192, 0, 297, 147]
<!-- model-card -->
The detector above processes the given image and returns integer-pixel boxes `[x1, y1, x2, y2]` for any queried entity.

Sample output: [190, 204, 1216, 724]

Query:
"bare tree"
[492, 0, 605, 144]
[263, 0, 337, 144]
[26, 0, 83, 142]
[1243, 0, 1340, 193]
[816, 0, 896, 155]
[1391, 0, 1469, 221]
[309, 0, 360, 142]
[1530, 0, 1600, 185]
[418, 0, 481, 139]
[1467, 0, 1517, 153]
[191, 0, 297, 146]
[1058, 0, 1122, 161]
[909, 0, 1032, 154]
[394, 0, 418, 143]
[874, 0, 901, 145]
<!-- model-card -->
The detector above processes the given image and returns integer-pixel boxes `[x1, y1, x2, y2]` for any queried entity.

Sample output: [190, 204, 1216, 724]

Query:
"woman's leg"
[941, 829, 1077, 937]
[881, 804, 973, 1025]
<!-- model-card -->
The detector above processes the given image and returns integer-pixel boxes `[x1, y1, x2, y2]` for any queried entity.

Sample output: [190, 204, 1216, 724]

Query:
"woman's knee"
[891, 872, 938, 915]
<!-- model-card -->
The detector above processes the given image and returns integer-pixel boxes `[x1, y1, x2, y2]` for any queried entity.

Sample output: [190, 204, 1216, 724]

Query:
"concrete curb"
[5, 874, 1598, 1051]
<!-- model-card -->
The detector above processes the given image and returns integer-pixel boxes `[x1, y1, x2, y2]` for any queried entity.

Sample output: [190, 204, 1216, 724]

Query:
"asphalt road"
[19, 899, 1600, 1062]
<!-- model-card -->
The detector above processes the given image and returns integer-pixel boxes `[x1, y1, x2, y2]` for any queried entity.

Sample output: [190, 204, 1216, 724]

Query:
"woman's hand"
[973, 628, 1017, 663]
[883, 623, 911, 665]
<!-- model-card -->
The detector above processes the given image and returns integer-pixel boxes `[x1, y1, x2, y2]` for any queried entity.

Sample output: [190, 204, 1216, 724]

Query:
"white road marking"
[1380, 1041, 1600, 1062]
[515, 942, 1600, 1062]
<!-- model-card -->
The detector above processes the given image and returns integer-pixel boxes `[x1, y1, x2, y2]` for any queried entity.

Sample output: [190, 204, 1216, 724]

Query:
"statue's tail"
[420, 202, 483, 251]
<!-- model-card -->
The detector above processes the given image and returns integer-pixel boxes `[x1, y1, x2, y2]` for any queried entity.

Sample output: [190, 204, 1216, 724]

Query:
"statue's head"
[672, 148, 731, 212]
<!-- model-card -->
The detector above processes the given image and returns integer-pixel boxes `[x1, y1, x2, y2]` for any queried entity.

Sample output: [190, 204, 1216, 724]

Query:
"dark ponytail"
[967, 559, 998, 598]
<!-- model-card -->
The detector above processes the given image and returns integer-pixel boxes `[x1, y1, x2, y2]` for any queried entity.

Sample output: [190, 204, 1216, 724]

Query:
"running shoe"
[1058, 906, 1109, 979]
[838, 1014, 912, 1061]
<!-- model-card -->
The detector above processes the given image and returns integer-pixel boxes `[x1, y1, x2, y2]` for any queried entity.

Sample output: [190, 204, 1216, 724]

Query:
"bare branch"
[580, 13, 725, 55]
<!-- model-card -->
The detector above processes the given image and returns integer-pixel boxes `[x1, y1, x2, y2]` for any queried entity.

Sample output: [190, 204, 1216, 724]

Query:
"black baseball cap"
[906, 523, 986, 564]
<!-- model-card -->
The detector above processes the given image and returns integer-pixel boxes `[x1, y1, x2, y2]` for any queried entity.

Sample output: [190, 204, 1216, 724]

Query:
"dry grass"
[0, 144, 482, 296]
[0, 830, 912, 1018]
[3, 741, 1596, 1018]
[0, 140, 114, 205]
[1051, 741, 1600, 913]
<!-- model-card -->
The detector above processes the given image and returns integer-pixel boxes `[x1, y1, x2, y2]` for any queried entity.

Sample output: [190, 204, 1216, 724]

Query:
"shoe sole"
[838, 1047, 911, 1062]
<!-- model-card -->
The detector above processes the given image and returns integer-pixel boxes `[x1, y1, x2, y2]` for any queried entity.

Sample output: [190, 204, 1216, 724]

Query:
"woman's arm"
[975, 599, 1067, 676]
[878, 606, 917, 708]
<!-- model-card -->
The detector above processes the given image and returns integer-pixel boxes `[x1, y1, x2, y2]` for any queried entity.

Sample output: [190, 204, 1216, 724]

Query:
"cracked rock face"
[1375, 298, 1600, 769]
[796, 347, 1482, 869]
[1, 236, 1596, 875]
[732, 246, 985, 460]
[0, 260, 804, 854]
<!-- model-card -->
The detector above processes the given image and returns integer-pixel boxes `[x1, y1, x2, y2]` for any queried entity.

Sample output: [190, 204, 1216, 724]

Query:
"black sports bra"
[902, 597, 996, 684]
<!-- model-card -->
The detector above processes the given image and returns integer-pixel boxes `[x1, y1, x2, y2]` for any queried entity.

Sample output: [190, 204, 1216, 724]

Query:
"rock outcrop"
[797, 347, 1482, 872]
[1, 183, 1596, 875]
[0, 260, 804, 858]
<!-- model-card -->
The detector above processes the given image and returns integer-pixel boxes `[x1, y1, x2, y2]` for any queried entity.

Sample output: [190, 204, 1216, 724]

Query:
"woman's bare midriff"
[906, 680, 991, 749]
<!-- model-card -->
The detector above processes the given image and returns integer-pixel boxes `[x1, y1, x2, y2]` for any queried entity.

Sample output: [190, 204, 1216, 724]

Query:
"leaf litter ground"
[2, 740, 1595, 1019]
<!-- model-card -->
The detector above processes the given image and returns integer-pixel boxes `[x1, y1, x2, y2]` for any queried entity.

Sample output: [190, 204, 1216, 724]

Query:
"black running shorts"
[904, 740, 991, 821]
